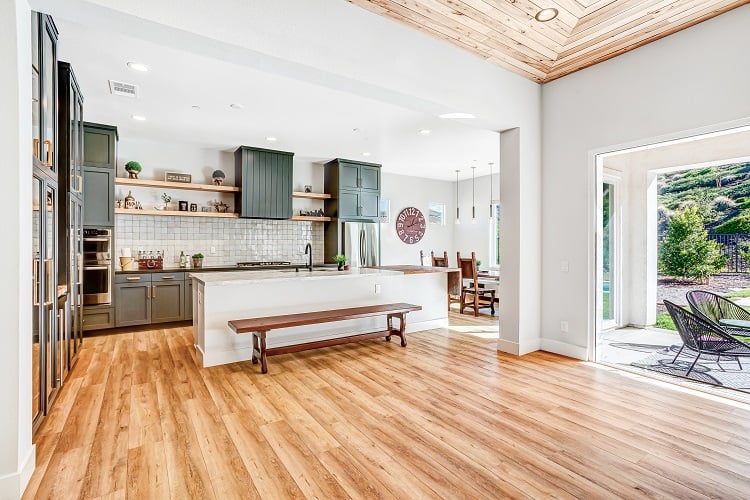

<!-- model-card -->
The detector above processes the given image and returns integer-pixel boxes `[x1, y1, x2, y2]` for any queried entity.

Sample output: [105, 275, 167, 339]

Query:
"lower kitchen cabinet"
[82, 304, 115, 331]
[114, 272, 189, 327]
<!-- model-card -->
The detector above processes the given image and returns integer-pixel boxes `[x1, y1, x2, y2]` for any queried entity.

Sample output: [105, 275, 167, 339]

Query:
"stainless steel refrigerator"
[325, 221, 380, 267]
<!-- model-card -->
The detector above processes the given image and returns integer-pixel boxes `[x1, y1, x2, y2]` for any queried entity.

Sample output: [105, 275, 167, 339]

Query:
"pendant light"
[488, 162, 495, 224]
[471, 166, 477, 224]
[455, 169, 460, 224]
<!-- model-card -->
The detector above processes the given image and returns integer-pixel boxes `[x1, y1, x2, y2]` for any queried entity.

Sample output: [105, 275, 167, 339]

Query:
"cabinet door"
[83, 125, 116, 169]
[31, 176, 43, 424]
[151, 281, 184, 323]
[360, 165, 380, 192]
[184, 279, 193, 321]
[338, 190, 360, 218]
[359, 191, 380, 219]
[40, 16, 57, 174]
[114, 283, 151, 327]
[339, 163, 360, 190]
[83, 166, 114, 226]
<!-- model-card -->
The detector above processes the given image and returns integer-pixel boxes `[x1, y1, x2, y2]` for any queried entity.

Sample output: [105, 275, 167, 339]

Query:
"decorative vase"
[127, 170, 139, 179]
[338, 262, 344, 271]
[192, 258, 203, 268]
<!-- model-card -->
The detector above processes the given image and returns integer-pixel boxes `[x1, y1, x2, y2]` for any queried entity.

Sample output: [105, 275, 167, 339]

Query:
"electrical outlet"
[560, 260, 569, 272]
[210, 246, 216, 255]
[375, 284, 381, 294]
[560, 321, 569, 333]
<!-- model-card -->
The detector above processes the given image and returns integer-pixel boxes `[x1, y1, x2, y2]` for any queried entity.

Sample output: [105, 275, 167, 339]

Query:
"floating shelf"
[115, 208, 239, 218]
[291, 215, 332, 222]
[292, 191, 331, 200]
[115, 177, 240, 193]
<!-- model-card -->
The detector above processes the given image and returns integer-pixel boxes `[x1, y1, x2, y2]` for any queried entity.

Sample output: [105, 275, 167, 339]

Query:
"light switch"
[560, 260, 569, 272]
[375, 284, 381, 294]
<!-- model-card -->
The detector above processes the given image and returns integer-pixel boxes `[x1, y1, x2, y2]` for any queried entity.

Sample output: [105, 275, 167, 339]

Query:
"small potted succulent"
[212, 169, 226, 186]
[161, 192, 172, 210]
[125, 160, 142, 179]
[334, 254, 347, 271]
[192, 253, 204, 268]
[476, 260, 482, 271]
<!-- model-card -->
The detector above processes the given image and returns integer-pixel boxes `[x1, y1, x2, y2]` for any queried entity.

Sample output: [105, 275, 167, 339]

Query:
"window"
[490, 202, 501, 268]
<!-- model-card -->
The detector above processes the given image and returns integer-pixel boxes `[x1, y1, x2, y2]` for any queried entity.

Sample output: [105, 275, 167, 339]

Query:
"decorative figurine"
[212, 169, 226, 186]
[125, 161, 142, 179]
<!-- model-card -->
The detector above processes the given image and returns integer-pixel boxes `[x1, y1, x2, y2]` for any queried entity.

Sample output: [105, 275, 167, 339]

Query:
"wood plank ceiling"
[347, 0, 749, 82]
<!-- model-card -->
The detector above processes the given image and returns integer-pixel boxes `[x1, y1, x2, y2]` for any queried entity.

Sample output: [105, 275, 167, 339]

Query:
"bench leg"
[258, 331, 268, 374]
[251, 333, 259, 365]
[386, 314, 393, 342]
[386, 313, 408, 347]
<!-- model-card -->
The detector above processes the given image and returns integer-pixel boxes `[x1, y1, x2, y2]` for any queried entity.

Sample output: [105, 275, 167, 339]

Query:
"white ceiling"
[56, 19, 500, 181]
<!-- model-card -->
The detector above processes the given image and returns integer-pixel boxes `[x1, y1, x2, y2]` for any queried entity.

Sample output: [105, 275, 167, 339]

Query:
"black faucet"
[304, 243, 312, 272]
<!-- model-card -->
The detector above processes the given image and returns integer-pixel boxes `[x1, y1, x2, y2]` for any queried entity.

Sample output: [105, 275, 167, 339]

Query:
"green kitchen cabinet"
[114, 280, 151, 327]
[82, 305, 114, 331]
[83, 166, 114, 226]
[83, 122, 118, 169]
[234, 146, 294, 219]
[324, 159, 381, 221]
[151, 273, 185, 323]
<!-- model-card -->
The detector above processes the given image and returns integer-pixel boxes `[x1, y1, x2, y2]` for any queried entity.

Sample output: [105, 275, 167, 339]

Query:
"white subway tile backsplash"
[115, 215, 324, 265]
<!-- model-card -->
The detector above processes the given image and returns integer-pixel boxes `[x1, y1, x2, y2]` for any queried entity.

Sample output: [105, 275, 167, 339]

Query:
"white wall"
[454, 172, 499, 268]
[541, 5, 750, 358]
[380, 173, 455, 266]
[0, 1, 35, 497]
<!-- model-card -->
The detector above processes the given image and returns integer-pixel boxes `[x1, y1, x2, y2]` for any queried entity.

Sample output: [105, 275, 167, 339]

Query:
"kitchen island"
[191, 267, 451, 367]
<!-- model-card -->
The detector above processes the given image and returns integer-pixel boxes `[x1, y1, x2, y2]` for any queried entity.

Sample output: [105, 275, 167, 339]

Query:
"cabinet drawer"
[152, 272, 185, 282]
[82, 306, 114, 331]
[115, 273, 152, 284]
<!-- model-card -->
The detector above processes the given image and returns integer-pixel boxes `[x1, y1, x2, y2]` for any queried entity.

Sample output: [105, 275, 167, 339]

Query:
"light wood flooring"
[25, 312, 750, 499]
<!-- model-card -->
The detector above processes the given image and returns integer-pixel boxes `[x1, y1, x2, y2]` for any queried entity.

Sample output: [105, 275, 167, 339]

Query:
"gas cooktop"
[236, 261, 292, 268]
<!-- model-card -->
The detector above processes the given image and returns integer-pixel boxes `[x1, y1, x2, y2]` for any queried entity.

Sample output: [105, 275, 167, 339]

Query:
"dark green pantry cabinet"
[83, 166, 114, 226]
[324, 159, 381, 221]
[82, 122, 118, 169]
[234, 146, 293, 219]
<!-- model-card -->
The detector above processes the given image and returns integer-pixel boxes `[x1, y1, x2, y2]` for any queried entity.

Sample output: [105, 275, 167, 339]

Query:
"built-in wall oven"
[82, 228, 111, 305]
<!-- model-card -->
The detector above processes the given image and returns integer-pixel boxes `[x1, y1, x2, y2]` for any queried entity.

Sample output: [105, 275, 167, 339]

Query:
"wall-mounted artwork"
[379, 198, 390, 223]
[429, 202, 446, 225]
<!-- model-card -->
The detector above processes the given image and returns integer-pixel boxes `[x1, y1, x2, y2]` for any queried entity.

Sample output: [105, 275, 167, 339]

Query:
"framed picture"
[165, 172, 192, 183]
[379, 198, 390, 223]
[429, 202, 446, 225]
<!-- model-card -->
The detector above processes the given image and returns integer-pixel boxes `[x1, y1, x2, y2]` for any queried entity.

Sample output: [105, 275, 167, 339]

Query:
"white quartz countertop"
[190, 267, 403, 285]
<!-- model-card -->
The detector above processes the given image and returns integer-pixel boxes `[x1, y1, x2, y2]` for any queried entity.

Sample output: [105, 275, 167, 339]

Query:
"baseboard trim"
[497, 339, 520, 355]
[1, 444, 36, 499]
[540, 338, 587, 360]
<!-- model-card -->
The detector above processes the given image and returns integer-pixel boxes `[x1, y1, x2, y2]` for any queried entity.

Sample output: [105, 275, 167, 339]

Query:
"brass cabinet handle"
[43, 140, 53, 168]
[33, 139, 40, 159]
[151, 285, 156, 299]
[126, 276, 141, 281]
[32, 258, 40, 306]
[77, 174, 83, 193]
[160, 276, 175, 280]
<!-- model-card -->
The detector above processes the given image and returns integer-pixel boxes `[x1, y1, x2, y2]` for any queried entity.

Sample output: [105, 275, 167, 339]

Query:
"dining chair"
[431, 251, 449, 267]
[456, 251, 495, 316]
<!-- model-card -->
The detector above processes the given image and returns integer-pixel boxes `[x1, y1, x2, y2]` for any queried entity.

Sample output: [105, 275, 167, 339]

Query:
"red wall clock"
[396, 206, 426, 244]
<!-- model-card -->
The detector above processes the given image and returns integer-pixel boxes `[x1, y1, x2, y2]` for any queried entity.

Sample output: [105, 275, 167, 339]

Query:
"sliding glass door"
[601, 179, 618, 330]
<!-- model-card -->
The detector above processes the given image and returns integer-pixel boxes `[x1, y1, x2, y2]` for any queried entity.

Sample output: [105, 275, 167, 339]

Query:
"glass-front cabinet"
[31, 13, 58, 173]
[31, 177, 42, 424]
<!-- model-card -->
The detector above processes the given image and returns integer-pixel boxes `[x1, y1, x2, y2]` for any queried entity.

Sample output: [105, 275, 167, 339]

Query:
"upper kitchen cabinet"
[82, 122, 118, 169]
[324, 159, 381, 221]
[31, 13, 59, 175]
[83, 166, 114, 227]
[234, 146, 293, 219]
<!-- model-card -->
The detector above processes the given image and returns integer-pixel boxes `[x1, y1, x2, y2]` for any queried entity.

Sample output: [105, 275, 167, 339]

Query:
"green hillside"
[658, 162, 750, 235]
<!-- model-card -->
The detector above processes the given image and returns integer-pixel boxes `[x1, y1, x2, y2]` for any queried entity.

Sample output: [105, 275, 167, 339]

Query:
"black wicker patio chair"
[664, 300, 750, 375]
[686, 290, 750, 338]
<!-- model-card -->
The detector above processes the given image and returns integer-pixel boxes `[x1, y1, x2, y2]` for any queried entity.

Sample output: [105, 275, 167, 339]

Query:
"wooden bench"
[228, 303, 422, 373]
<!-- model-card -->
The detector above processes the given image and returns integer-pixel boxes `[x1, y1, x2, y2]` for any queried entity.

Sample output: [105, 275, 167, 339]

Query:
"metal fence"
[708, 233, 750, 272]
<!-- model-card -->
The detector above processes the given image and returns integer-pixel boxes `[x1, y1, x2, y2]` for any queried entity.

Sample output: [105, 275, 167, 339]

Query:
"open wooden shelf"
[115, 177, 240, 193]
[291, 215, 332, 222]
[115, 208, 239, 218]
[292, 191, 331, 200]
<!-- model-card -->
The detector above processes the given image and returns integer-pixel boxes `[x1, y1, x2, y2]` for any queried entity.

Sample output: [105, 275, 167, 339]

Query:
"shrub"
[711, 195, 737, 212]
[739, 243, 750, 268]
[658, 206, 727, 281]
[713, 209, 750, 234]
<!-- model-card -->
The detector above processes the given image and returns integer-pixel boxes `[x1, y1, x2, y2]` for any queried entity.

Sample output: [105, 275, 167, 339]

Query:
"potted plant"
[212, 169, 226, 186]
[476, 260, 482, 271]
[125, 160, 142, 179]
[161, 192, 172, 210]
[192, 253, 205, 268]
[334, 254, 347, 271]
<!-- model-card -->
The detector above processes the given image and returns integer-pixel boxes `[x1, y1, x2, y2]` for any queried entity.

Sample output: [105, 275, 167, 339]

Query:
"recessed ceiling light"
[535, 8, 559, 22]
[419, 129, 431, 135]
[191, 105, 201, 110]
[131, 114, 146, 121]
[127, 62, 149, 72]
[362, 152, 371, 157]
[438, 112, 476, 119]
[266, 136, 277, 142]
[229, 103, 244, 109]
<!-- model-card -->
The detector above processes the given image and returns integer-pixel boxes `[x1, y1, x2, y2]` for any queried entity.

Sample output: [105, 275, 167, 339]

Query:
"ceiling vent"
[108, 80, 139, 98]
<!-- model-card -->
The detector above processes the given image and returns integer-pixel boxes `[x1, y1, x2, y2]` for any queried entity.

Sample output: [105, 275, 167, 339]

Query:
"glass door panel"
[41, 20, 56, 172]
[44, 185, 57, 399]
[602, 182, 617, 329]
[31, 15, 41, 161]
[32, 177, 42, 423]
